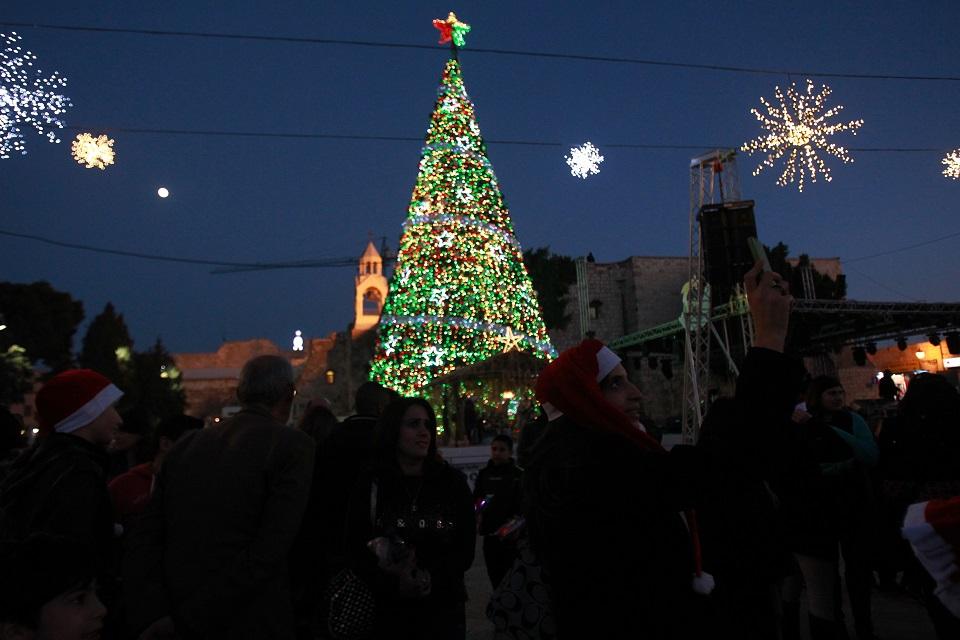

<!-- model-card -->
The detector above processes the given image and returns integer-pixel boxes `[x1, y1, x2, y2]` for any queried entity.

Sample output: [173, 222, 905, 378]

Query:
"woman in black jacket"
[343, 397, 475, 640]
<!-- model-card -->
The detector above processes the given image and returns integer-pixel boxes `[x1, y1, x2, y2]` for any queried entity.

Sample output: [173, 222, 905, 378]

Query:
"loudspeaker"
[698, 200, 758, 305]
[946, 332, 960, 355]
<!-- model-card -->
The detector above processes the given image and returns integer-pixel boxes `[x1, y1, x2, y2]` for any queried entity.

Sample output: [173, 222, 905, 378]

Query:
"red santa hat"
[903, 496, 960, 617]
[36, 369, 123, 436]
[535, 339, 662, 452]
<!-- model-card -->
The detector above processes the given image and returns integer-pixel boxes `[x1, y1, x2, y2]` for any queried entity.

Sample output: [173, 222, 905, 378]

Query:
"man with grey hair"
[127, 355, 315, 640]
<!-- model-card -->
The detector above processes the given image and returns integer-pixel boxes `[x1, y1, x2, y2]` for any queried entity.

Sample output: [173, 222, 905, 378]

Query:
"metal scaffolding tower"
[682, 150, 741, 443]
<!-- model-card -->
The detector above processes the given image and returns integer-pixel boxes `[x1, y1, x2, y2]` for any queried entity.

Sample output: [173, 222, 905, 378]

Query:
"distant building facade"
[173, 243, 387, 420]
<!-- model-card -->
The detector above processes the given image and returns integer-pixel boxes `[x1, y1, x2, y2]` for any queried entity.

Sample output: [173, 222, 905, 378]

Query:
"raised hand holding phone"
[747, 236, 771, 276]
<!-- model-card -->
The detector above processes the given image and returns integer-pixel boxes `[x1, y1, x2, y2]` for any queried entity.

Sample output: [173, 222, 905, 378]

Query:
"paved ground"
[462, 536, 940, 640]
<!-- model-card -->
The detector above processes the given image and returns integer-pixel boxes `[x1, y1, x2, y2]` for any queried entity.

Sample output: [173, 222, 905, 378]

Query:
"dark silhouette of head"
[297, 403, 339, 444]
[354, 381, 393, 417]
[806, 375, 843, 414]
[899, 374, 960, 423]
[237, 356, 295, 409]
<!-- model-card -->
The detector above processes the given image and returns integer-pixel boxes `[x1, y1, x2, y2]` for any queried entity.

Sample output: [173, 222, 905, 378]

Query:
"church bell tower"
[353, 241, 389, 337]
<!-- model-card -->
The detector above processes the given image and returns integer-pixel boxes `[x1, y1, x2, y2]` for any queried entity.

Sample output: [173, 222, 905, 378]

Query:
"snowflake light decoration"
[0, 32, 72, 159]
[741, 79, 863, 192]
[565, 142, 604, 179]
[71, 133, 115, 169]
[942, 149, 960, 180]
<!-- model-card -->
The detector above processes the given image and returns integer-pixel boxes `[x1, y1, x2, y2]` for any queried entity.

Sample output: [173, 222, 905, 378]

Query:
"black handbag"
[326, 481, 379, 640]
[326, 568, 376, 640]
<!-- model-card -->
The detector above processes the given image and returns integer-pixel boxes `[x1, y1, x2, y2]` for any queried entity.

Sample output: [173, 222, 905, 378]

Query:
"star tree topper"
[433, 12, 471, 48]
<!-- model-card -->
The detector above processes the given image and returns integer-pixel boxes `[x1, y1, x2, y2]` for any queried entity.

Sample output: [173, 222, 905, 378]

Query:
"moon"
[157, 187, 170, 198]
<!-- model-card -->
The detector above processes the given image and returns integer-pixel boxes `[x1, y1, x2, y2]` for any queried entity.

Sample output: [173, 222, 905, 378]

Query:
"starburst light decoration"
[71, 133, 115, 169]
[942, 149, 960, 180]
[741, 79, 863, 192]
[0, 32, 72, 159]
[565, 142, 604, 179]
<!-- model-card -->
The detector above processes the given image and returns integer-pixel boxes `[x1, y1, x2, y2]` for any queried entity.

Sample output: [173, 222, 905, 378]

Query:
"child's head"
[0, 535, 106, 640]
[490, 434, 513, 465]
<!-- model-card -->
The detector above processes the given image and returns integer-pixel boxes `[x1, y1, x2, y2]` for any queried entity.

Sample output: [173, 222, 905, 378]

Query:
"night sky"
[3, 2, 959, 355]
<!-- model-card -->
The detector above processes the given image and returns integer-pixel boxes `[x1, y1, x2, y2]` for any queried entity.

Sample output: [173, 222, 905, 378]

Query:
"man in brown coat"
[127, 355, 315, 640]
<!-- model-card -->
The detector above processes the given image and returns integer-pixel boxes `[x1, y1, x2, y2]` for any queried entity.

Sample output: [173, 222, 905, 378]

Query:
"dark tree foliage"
[766, 242, 846, 300]
[0, 346, 33, 405]
[0, 281, 84, 372]
[523, 247, 577, 331]
[79, 302, 134, 383]
[122, 338, 186, 424]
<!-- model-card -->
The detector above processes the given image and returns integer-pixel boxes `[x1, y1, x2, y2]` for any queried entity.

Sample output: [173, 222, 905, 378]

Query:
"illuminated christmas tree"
[370, 16, 554, 398]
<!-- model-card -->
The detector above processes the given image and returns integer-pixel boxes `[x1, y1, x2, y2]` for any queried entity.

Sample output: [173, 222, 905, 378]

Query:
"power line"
[4, 217, 960, 278]
[0, 228, 356, 270]
[5, 21, 960, 82]
[64, 125, 947, 154]
[843, 265, 921, 302]
[845, 228, 960, 263]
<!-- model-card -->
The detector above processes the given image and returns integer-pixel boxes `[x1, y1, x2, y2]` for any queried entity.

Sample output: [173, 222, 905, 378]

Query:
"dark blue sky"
[3, 2, 959, 354]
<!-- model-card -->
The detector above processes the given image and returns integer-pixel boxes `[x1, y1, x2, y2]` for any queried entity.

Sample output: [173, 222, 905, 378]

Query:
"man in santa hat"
[0, 369, 124, 567]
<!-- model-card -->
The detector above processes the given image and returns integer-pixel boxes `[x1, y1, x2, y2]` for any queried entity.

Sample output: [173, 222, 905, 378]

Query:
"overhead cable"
[4, 21, 960, 82]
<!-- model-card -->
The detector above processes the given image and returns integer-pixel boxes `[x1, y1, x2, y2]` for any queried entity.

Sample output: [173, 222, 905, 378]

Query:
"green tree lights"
[370, 58, 554, 398]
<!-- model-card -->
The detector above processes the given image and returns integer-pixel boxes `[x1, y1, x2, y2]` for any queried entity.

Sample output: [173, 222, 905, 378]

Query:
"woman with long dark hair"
[342, 397, 474, 640]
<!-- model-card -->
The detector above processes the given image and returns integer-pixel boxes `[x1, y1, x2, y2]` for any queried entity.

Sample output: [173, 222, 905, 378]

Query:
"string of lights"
[2, 20, 959, 82]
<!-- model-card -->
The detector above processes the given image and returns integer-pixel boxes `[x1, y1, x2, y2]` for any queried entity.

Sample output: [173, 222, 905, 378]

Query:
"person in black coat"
[473, 434, 522, 588]
[523, 263, 802, 640]
[0, 369, 123, 570]
[290, 382, 393, 639]
[126, 355, 315, 640]
[343, 397, 475, 640]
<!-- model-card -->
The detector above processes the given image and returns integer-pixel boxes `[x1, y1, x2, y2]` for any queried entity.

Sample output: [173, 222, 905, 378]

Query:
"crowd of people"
[1, 262, 959, 640]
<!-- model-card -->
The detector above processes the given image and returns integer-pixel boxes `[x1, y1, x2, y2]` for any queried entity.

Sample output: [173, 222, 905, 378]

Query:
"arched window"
[363, 288, 382, 316]
[325, 369, 335, 384]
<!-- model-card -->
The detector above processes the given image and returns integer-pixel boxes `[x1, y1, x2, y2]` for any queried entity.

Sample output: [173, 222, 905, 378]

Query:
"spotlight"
[946, 332, 960, 355]
[852, 347, 867, 366]
[929, 333, 941, 347]
[897, 337, 907, 351]
[865, 342, 877, 355]
[648, 356, 659, 370]
[661, 359, 673, 379]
